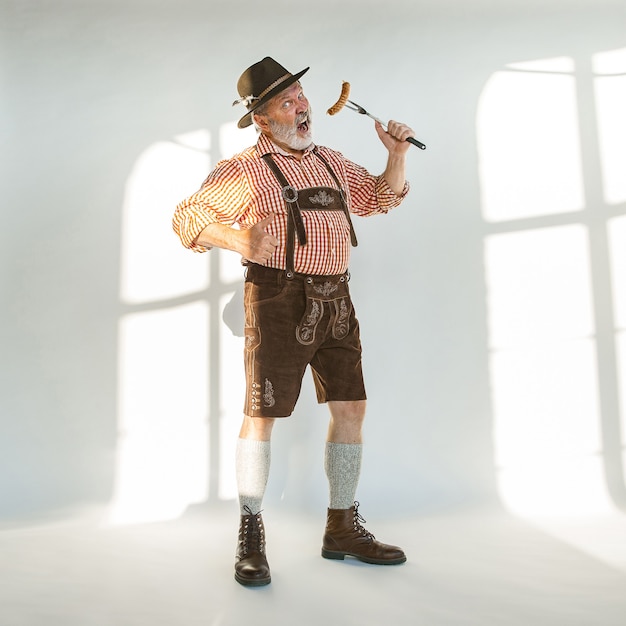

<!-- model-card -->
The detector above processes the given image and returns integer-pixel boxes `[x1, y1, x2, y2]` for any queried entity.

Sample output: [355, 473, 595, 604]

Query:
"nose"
[296, 94, 309, 113]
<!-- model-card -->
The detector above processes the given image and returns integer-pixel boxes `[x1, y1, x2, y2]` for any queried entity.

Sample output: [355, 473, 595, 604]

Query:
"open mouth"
[297, 115, 309, 133]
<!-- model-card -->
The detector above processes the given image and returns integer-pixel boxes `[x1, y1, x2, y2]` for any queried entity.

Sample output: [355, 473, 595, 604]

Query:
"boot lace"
[240, 505, 266, 555]
[352, 501, 376, 541]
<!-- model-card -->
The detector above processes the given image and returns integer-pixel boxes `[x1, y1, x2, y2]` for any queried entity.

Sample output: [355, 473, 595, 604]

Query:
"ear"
[252, 111, 269, 131]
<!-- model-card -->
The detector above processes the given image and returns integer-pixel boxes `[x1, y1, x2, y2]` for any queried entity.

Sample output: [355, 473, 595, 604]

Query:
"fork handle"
[366, 112, 427, 150]
[407, 136, 427, 150]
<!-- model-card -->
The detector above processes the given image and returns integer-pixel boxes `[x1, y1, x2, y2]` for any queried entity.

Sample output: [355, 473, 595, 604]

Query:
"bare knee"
[239, 415, 276, 441]
[327, 400, 366, 444]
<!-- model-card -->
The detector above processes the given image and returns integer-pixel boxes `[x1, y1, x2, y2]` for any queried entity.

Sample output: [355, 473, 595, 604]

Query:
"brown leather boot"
[322, 501, 406, 565]
[234, 506, 271, 586]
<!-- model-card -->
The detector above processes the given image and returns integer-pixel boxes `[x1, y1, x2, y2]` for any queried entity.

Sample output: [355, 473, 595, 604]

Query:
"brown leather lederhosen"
[241, 149, 367, 416]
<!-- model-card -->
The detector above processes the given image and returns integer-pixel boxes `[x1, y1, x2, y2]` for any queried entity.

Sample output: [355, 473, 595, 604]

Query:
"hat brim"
[237, 67, 309, 129]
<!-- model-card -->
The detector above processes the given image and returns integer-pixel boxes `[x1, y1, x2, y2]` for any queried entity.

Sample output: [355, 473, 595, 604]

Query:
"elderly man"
[173, 57, 415, 587]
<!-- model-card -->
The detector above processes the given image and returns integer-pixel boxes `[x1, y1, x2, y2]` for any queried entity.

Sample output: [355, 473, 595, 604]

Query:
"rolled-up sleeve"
[373, 174, 409, 212]
[325, 149, 410, 217]
[172, 159, 251, 252]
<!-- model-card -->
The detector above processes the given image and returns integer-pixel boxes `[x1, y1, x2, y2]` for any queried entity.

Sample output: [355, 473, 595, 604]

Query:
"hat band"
[256, 72, 294, 103]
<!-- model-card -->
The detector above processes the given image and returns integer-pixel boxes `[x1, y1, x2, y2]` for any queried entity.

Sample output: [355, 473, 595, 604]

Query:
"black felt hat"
[233, 57, 309, 129]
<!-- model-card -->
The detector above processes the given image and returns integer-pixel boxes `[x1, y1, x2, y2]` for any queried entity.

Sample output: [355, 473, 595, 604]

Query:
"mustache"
[296, 109, 312, 125]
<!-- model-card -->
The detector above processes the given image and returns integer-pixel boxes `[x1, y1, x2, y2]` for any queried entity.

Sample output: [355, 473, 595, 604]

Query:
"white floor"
[3, 505, 626, 626]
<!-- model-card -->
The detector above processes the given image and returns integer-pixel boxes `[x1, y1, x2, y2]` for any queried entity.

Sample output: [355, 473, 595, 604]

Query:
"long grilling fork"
[344, 99, 426, 150]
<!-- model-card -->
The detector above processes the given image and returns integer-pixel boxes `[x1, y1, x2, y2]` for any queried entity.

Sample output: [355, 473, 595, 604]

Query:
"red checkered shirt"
[173, 133, 409, 275]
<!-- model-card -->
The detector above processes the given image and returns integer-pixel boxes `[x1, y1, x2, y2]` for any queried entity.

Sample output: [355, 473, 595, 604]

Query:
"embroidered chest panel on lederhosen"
[302, 188, 340, 210]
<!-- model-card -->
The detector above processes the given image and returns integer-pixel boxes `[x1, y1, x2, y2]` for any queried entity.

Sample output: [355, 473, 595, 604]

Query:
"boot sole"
[235, 572, 271, 587]
[321, 548, 406, 565]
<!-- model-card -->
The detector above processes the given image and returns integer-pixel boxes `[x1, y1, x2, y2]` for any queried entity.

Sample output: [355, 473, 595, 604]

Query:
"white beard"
[268, 110, 313, 151]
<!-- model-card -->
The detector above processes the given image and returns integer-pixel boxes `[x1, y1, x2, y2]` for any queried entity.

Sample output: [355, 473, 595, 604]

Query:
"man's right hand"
[238, 215, 278, 264]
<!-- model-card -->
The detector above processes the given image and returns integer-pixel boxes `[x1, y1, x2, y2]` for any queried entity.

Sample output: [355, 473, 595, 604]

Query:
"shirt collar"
[256, 133, 316, 158]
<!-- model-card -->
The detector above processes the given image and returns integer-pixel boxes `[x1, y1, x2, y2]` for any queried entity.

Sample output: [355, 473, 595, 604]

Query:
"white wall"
[1, 0, 625, 523]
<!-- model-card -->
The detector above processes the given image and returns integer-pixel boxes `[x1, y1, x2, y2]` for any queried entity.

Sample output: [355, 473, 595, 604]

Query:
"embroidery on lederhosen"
[243, 282, 262, 413]
[296, 299, 323, 345]
[313, 282, 338, 297]
[332, 297, 350, 340]
[263, 378, 276, 408]
[308, 190, 336, 207]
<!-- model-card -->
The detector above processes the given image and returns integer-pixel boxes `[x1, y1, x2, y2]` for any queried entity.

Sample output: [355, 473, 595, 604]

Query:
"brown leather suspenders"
[260, 150, 358, 276]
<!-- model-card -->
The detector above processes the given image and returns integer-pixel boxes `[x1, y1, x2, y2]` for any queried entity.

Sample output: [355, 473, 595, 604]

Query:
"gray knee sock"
[236, 438, 271, 515]
[324, 442, 363, 509]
